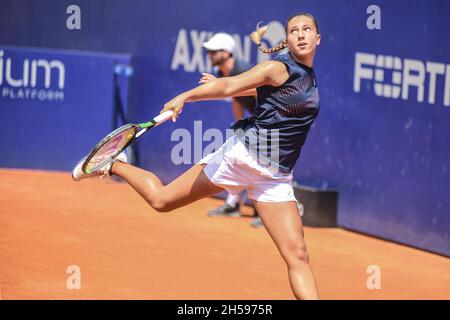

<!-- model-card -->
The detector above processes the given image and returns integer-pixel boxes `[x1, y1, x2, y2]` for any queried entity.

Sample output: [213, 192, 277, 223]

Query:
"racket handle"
[153, 110, 174, 125]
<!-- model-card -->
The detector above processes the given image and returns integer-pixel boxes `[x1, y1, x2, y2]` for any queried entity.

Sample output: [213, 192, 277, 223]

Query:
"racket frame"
[81, 110, 173, 174]
[81, 120, 156, 174]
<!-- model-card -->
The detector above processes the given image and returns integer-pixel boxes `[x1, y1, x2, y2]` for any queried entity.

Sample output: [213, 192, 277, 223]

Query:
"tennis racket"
[82, 110, 174, 174]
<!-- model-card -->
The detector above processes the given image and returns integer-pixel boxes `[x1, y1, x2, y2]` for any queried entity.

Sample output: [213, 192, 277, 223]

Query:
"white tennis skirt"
[199, 135, 297, 203]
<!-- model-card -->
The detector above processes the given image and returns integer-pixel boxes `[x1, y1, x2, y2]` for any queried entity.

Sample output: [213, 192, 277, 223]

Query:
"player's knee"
[283, 242, 309, 265]
[150, 194, 176, 213]
[142, 190, 171, 213]
[151, 200, 172, 213]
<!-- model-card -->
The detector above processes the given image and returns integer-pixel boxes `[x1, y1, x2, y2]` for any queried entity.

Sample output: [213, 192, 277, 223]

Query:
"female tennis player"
[73, 12, 321, 300]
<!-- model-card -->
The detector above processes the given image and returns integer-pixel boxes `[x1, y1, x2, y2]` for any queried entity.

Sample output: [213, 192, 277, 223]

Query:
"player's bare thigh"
[158, 164, 225, 211]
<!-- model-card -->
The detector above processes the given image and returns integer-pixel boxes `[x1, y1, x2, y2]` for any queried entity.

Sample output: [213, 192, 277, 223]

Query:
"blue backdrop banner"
[0, 46, 131, 171]
[0, 0, 449, 256]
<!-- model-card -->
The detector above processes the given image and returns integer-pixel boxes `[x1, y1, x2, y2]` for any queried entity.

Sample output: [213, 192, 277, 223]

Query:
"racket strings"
[84, 126, 136, 173]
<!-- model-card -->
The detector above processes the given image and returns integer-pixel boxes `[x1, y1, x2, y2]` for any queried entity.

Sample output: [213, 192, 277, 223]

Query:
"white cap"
[202, 33, 236, 53]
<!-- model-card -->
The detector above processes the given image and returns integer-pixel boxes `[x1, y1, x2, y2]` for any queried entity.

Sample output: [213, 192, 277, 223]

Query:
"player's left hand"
[199, 73, 216, 84]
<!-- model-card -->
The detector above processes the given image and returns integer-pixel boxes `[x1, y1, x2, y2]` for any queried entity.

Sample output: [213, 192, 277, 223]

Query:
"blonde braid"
[250, 22, 287, 54]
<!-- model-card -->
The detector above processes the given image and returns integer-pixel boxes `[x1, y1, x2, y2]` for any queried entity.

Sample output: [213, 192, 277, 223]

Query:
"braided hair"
[251, 13, 319, 54]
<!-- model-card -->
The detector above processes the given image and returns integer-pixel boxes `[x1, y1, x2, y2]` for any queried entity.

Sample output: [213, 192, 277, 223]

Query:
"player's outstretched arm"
[160, 61, 288, 121]
[199, 73, 256, 97]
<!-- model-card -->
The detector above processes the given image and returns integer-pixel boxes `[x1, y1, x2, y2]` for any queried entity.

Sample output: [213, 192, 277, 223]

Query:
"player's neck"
[219, 58, 235, 77]
[291, 53, 314, 69]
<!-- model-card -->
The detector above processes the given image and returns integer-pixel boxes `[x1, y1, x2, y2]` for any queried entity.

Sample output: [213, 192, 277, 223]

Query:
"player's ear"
[316, 34, 321, 46]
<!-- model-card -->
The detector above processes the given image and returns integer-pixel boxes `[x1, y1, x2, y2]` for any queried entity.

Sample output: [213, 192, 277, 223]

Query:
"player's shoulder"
[256, 59, 289, 75]
[271, 53, 291, 63]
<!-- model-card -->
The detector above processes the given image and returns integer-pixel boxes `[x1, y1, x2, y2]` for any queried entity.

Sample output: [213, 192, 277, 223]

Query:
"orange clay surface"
[1, 169, 449, 300]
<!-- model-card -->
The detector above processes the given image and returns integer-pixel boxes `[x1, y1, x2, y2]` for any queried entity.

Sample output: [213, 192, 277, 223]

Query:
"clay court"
[1, 169, 449, 300]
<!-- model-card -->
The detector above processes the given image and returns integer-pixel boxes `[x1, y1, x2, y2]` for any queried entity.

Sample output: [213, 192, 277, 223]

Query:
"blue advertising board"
[0, 46, 131, 171]
[0, 0, 449, 256]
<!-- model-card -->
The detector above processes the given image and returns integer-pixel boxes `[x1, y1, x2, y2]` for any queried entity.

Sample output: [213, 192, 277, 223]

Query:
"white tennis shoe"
[72, 152, 128, 181]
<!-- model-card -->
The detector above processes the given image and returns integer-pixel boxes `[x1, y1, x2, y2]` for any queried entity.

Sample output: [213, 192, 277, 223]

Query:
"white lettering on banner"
[0, 51, 65, 89]
[426, 62, 445, 104]
[0, 50, 65, 101]
[354, 52, 450, 106]
[366, 5, 382, 30]
[171, 29, 213, 73]
[189, 30, 209, 73]
[31, 60, 65, 89]
[446, 65, 450, 106]
[2, 87, 64, 101]
[402, 59, 425, 102]
[66, 5, 81, 30]
[171, 21, 285, 74]
[171, 29, 190, 71]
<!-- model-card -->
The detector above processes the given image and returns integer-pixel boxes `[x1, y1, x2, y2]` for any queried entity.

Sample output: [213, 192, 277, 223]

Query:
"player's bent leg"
[253, 200, 319, 300]
[112, 162, 224, 212]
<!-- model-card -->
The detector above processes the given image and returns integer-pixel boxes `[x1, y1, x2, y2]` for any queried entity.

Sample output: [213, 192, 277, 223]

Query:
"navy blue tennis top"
[231, 52, 320, 173]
